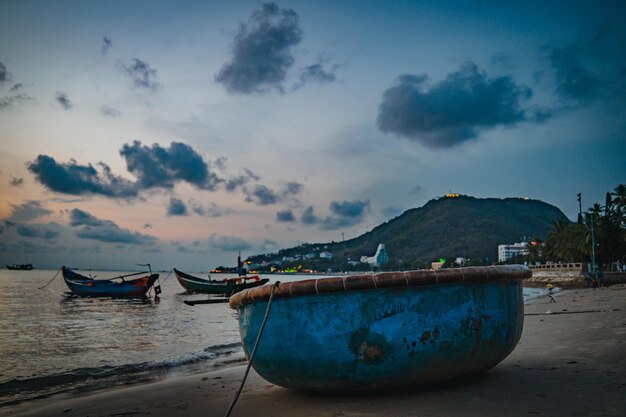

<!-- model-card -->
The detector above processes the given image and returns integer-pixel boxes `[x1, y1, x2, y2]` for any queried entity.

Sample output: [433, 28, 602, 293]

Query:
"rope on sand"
[38, 267, 62, 290]
[224, 281, 280, 417]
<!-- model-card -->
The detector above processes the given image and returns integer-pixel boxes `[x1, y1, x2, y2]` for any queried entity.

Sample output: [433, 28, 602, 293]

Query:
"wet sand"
[7, 285, 626, 417]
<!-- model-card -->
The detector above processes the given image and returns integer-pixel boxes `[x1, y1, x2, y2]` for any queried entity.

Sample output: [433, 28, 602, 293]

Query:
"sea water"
[0, 269, 548, 406]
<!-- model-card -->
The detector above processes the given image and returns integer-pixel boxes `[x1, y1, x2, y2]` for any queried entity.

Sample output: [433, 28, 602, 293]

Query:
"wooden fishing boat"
[173, 268, 269, 295]
[61, 266, 160, 298]
[6, 263, 34, 270]
[229, 265, 531, 392]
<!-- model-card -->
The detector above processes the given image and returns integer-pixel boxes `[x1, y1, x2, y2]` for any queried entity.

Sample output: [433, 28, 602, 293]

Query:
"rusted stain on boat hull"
[237, 280, 524, 392]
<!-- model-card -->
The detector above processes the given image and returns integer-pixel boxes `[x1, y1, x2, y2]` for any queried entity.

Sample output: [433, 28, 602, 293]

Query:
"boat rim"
[228, 264, 531, 309]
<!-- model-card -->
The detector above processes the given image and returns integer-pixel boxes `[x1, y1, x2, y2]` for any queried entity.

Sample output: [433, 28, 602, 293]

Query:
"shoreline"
[6, 285, 626, 417]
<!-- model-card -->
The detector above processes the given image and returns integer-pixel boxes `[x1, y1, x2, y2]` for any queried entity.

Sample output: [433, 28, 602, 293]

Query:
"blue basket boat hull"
[236, 279, 523, 391]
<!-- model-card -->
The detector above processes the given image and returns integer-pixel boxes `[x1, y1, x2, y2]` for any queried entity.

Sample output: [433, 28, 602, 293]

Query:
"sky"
[0, 0, 624, 270]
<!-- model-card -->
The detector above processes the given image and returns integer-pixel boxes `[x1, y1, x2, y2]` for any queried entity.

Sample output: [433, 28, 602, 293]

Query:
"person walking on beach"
[546, 281, 556, 303]
[597, 270, 604, 288]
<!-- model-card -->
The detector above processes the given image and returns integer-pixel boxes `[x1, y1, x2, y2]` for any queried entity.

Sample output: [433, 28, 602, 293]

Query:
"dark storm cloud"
[27, 155, 138, 197]
[189, 201, 234, 217]
[9, 176, 24, 187]
[69, 208, 156, 245]
[8, 201, 52, 222]
[276, 209, 295, 222]
[102, 36, 112, 55]
[208, 234, 251, 251]
[244, 184, 280, 205]
[167, 197, 189, 216]
[101, 104, 121, 117]
[120, 141, 221, 191]
[377, 62, 532, 148]
[17, 224, 59, 240]
[55, 92, 72, 110]
[215, 2, 303, 94]
[121, 58, 161, 91]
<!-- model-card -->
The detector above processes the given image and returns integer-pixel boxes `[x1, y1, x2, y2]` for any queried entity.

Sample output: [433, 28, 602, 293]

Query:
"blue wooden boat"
[173, 268, 269, 295]
[61, 266, 160, 298]
[229, 265, 530, 392]
[6, 263, 34, 270]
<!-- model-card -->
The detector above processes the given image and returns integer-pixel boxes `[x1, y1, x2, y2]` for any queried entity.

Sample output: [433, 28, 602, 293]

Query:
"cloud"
[102, 36, 112, 55]
[300, 205, 319, 225]
[0, 93, 36, 110]
[548, 47, 599, 103]
[215, 2, 303, 94]
[276, 209, 295, 222]
[293, 60, 338, 90]
[189, 200, 234, 217]
[28, 155, 138, 197]
[101, 104, 121, 117]
[167, 197, 188, 216]
[16, 224, 59, 240]
[329, 199, 370, 218]
[225, 169, 259, 192]
[120, 58, 160, 91]
[208, 233, 251, 251]
[55, 92, 73, 110]
[320, 199, 370, 230]
[8, 201, 52, 222]
[377, 62, 532, 148]
[69, 208, 104, 226]
[0, 61, 11, 84]
[69, 208, 156, 245]
[9, 176, 24, 187]
[283, 181, 303, 195]
[244, 184, 280, 205]
[120, 140, 222, 191]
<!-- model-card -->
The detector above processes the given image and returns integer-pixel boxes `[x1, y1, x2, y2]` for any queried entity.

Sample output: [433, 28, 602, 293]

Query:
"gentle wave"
[0, 342, 244, 406]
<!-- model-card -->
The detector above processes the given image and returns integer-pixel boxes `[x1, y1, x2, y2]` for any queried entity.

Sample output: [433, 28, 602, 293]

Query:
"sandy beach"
[6, 285, 626, 417]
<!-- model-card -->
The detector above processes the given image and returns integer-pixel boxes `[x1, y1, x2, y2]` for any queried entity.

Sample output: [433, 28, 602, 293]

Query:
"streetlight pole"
[577, 193, 582, 224]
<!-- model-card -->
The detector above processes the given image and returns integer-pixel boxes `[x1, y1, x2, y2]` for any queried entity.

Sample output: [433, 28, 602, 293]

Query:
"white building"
[498, 242, 528, 263]
[360, 243, 389, 267]
[320, 251, 333, 260]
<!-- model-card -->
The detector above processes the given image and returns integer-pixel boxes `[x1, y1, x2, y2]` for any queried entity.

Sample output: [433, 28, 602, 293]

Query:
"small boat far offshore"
[229, 265, 531, 392]
[6, 263, 34, 270]
[61, 266, 161, 298]
[173, 268, 269, 295]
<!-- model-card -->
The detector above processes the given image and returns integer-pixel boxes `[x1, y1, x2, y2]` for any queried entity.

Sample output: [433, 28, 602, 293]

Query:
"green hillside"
[247, 195, 570, 272]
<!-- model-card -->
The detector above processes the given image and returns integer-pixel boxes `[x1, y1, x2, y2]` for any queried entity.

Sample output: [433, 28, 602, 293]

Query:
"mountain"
[247, 195, 570, 271]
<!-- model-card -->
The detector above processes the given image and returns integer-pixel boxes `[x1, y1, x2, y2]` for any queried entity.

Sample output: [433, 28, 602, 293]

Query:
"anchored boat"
[174, 268, 269, 295]
[229, 265, 531, 392]
[61, 266, 161, 298]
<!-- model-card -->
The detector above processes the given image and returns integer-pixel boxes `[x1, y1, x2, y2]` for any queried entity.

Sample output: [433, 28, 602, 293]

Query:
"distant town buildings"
[319, 251, 333, 260]
[360, 243, 389, 267]
[498, 242, 529, 262]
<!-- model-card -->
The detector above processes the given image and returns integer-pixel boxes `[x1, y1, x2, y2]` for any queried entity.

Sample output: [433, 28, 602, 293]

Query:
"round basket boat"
[229, 265, 531, 392]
